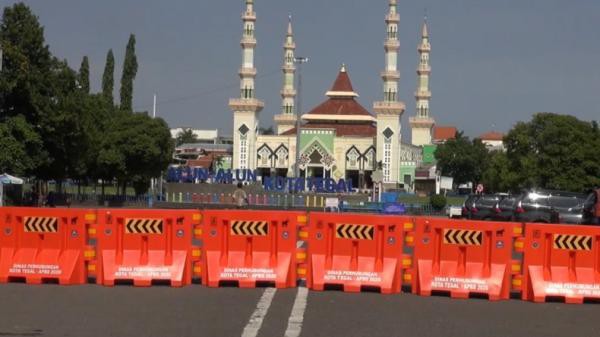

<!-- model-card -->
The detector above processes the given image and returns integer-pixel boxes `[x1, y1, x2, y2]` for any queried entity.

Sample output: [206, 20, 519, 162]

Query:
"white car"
[446, 205, 463, 219]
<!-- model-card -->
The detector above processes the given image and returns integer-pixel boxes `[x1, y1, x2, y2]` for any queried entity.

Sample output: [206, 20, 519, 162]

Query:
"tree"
[0, 115, 44, 176]
[99, 111, 173, 195]
[434, 132, 490, 187]
[120, 34, 138, 111]
[259, 126, 274, 135]
[78, 56, 90, 94]
[504, 113, 600, 192]
[0, 3, 53, 125]
[102, 49, 115, 105]
[481, 151, 518, 193]
[175, 128, 198, 146]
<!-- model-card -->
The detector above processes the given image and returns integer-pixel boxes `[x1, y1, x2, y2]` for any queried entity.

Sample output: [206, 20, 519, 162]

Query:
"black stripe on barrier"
[443, 229, 483, 246]
[230, 221, 269, 236]
[335, 224, 374, 240]
[125, 219, 163, 234]
[553, 234, 592, 251]
[24, 217, 58, 233]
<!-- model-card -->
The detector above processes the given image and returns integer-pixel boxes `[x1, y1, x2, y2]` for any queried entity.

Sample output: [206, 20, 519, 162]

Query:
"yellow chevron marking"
[553, 234, 592, 251]
[335, 224, 374, 240]
[230, 221, 269, 236]
[24, 217, 58, 233]
[443, 229, 483, 246]
[125, 218, 163, 234]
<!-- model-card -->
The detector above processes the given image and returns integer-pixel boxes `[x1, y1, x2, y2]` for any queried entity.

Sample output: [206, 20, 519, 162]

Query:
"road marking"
[284, 287, 309, 337]
[241, 288, 277, 337]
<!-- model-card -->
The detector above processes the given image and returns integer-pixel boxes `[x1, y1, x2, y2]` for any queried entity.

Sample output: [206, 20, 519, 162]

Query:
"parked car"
[514, 190, 588, 224]
[492, 195, 518, 222]
[447, 205, 463, 219]
[583, 189, 600, 225]
[469, 194, 509, 220]
[462, 195, 480, 219]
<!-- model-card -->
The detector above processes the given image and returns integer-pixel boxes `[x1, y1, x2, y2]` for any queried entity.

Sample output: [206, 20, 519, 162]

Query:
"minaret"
[373, 0, 405, 186]
[274, 16, 297, 135]
[230, 0, 264, 170]
[410, 18, 435, 146]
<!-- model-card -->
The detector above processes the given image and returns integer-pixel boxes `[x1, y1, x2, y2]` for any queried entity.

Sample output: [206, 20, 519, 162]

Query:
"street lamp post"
[294, 56, 309, 179]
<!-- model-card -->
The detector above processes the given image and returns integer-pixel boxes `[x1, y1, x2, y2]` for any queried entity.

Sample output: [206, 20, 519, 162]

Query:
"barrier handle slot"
[326, 222, 334, 270]
[165, 219, 172, 265]
[351, 241, 358, 271]
[270, 221, 277, 268]
[484, 230, 492, 277]
[245, 237, 252, 267]
[543, 233, 552, 280]
[375, 225, 383, 272]
[141, 236, 148, 265]
[568, 251, 576, 283]
[62, 218, 67, 253]
[220, 219, 228, 265]
[458, 246, 466, 276]
[117, 220, 123, 265]
[433, 228, 442, 274]
[595, 236, 600, 276]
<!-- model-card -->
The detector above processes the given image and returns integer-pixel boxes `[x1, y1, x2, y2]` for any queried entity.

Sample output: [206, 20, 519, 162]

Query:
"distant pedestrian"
[233, 182, 248, 209]
[45, 192, 56, 208]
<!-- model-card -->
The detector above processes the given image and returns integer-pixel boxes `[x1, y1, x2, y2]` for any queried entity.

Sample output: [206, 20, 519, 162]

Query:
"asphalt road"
[0, 284, 599, 337]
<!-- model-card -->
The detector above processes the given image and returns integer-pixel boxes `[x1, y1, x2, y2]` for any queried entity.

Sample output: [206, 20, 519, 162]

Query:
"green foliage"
[98, 112, 173, 194]
[0, 3, 53, 125]
[0, 4, 172, 196]
[78, 56, 90, 94]
[102, 49, 115, 105]
[259, 126, 274, 135]
[480, 151, 517, 193]
[175, 128, 198, 146]
[430, 194, 447, 210]
[0, 115, 44, 175]
[434, 131, 490, 186]
[504, 113, 600, 192]
[120, 34, 138, 111]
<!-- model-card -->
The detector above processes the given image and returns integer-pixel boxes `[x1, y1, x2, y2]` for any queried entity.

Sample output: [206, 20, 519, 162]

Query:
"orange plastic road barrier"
[409, 218, 522, 301]
[200, 210, 306, 288]
[304, 212, 411, 294]
[92, 209, 201, 287]
[521, 224, 600, 304]
[0, 207, 96, 285]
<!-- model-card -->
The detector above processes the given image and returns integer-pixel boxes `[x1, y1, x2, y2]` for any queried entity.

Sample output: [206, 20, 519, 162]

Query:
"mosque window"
[258, 146, 272, 168]
[276, 146, 288, 167]
[383, 138, 392, 182]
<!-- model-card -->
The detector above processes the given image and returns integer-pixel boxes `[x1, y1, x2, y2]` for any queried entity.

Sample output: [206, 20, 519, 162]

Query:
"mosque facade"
[229, 0, 434, 191]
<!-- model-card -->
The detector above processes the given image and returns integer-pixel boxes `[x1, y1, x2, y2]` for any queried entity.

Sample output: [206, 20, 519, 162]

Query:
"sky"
[5, 0, 600, 140]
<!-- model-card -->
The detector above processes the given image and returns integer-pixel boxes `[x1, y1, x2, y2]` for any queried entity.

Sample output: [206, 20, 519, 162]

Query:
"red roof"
[330, 68, 355, 92]
[282, 123, 376, 137]
[479, 131, 504, 141]
[433, 126, 457, 141]
[306, 98, 372, 116]
[304, 67, 372, 117]
[186, 153, 215, 168]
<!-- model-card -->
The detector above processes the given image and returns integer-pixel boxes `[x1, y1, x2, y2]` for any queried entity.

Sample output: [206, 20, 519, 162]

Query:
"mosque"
[229, 0, 436, 191]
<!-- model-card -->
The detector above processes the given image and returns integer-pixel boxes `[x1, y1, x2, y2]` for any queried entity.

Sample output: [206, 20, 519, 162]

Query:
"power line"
[133, 67, 282, 112]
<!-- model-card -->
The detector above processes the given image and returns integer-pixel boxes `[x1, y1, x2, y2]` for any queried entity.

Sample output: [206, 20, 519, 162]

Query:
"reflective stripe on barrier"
[200, 210, 306, 288]
[521, 224, 600, 304]
[304, 213, 410, 294]
[409, 218, 522, 301]
[0, 207, 96, 285]
[92, 209, 201, 287]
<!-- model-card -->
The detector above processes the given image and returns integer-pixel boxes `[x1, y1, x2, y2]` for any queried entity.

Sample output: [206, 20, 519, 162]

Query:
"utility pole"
[294, 56, 309, 179]
[152, 93, 157, 118]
